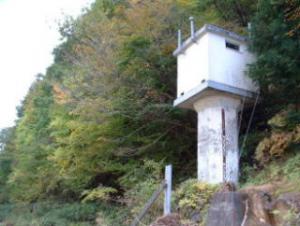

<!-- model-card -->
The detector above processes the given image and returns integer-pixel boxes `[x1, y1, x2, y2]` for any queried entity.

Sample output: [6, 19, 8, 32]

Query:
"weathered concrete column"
[193, 95, 241, 184]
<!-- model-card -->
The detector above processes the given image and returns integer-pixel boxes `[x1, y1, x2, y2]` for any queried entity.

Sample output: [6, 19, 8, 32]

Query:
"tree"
[197, 0, 258, 27]
[7, 78, 60, 201]
[0, 128, 15, 202]
[249, 0, 300, 113]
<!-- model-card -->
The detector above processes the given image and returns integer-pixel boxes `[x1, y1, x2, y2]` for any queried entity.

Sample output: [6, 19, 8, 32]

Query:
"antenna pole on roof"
[177, 29, 182, 48]
[189, 16, 195, 39]
[247, 22, 252, 38]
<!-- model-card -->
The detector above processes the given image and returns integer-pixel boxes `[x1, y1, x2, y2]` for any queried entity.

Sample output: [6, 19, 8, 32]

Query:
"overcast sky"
[0, 0, 94, 129]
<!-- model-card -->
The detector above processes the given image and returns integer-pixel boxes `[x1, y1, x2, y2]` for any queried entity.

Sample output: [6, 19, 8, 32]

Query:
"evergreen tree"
[249, 0, 300, 113]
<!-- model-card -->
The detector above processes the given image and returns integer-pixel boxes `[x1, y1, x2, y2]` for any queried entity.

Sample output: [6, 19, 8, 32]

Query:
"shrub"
[42, 202, 98, 222]
[174, 179, 220, 224]
[0, 203, 13, 221]
[95, 203, 129, 226]
[125, 178, 163, 225]
[81, 186, 117, 203]
[0, 202, 98, 226]
[255, 108, 300, 164]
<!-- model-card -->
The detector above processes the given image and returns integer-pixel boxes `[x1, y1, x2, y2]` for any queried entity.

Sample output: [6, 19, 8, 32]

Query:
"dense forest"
[0, 0, 299, 225]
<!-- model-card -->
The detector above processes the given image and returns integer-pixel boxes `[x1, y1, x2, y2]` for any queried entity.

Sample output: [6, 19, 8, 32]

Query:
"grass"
[241, 152, 300, 196]
[0, 201, 128, 226]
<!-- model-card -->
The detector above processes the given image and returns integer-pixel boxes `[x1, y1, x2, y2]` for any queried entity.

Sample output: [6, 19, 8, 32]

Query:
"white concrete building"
[173, 21, 258, 184]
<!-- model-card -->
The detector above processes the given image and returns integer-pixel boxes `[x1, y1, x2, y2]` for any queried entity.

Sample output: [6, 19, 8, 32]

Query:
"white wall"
[207, 33, 256, 92]
[176, 31, 257, 99]
[177, 34, 209, 97]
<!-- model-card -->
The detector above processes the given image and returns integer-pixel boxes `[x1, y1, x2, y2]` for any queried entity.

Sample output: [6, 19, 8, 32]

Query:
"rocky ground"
[150, 183, 300, 226]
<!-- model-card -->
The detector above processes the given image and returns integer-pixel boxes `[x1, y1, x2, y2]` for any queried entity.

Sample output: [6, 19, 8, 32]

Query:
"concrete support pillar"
[193, 95, 241, 184]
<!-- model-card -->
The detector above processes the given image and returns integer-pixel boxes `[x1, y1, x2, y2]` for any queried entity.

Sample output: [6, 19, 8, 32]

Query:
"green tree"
[0, 127, 15, 202]
[197, 0, 258, 27]
[7, 77, 60, 201]
[249, 0, 300, 113]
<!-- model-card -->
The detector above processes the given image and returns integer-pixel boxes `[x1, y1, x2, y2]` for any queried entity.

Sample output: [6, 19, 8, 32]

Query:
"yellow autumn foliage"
[255, 108, 300, 163]
[81, 186, 117, 202]
[175, 179, 220, 223]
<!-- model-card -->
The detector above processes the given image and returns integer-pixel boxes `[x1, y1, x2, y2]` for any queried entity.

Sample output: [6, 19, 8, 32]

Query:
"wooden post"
[164, 164, 172, 215]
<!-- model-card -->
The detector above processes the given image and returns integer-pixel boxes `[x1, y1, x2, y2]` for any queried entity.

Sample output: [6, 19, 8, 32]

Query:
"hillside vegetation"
[0, 0, 299, 225]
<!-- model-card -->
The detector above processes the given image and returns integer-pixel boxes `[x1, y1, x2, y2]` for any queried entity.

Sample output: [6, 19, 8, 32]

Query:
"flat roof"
[173, 24, 248, 56]
[174, 80, 257, 109]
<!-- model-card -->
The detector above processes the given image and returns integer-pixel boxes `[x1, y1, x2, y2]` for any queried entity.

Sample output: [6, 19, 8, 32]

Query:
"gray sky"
[0, 0, 94, 129]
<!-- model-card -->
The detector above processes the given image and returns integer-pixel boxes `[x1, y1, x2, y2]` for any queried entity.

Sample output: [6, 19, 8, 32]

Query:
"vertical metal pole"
[177, 29, 182, 48]
[189, 16, 195, 39]
[164, 165, 172, 215]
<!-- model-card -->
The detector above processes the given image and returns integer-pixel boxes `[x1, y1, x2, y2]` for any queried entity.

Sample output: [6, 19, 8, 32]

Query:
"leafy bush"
[81, 186, 117, 203]
[125, 178, 163, 225]
[255, 132, 294, 163]
[43, 203, 98, 222]
[95, 203, 129, 226]
[174, 179, 220, 224]
[0, 201, 128, 226]
[0, 204, 13, 221]
[0, 202, 100, 226]
[255, 108, 300, 164]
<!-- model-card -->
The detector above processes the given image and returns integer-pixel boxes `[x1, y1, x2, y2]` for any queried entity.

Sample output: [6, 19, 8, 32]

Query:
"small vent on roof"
[225, 41, 239, 51]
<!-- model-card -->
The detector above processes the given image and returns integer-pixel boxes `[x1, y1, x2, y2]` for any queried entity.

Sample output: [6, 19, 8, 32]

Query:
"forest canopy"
[0, 0, 298, 220]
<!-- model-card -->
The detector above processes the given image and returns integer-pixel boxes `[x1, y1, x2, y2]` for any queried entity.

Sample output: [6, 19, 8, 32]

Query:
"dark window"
[225, 41, 239, 51]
